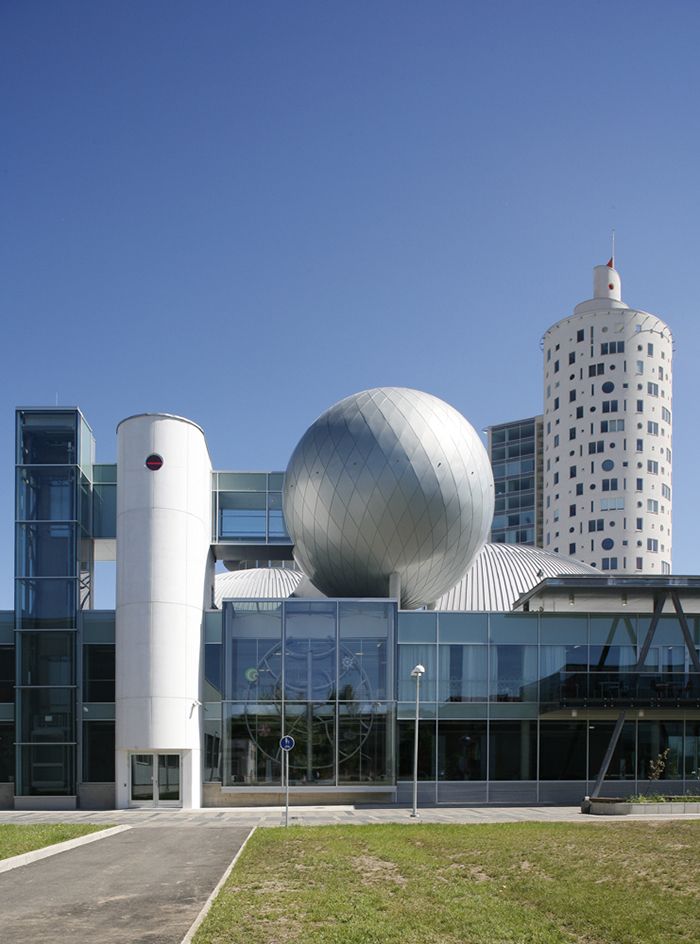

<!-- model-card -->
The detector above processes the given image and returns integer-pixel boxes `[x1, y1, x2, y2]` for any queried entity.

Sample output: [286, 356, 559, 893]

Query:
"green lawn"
[0, 823, 106, 861]
[195, 821, 700, 944]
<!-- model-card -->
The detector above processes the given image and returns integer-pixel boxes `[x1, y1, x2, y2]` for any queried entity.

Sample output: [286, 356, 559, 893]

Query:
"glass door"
[130, 753, 181, 806]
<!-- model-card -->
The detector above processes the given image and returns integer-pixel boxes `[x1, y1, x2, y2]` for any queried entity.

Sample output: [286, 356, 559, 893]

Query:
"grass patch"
[0, 823, 106, 861]
[195, 821, 700, 944]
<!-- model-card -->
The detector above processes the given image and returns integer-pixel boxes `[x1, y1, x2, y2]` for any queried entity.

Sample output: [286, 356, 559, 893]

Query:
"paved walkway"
[0, 825, 251, 944]
[1, 804, 700, 827]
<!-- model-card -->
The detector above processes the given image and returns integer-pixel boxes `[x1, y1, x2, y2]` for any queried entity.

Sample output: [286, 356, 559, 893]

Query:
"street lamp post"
[410, 664, 426, 818]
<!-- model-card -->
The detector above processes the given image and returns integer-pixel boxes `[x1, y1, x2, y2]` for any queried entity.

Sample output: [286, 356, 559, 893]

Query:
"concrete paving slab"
[0, 825, 251, 944]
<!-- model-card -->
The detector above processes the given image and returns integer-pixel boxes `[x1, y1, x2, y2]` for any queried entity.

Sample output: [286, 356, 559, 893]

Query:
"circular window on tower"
[602, 459, 614, 471]
[602, 381, 615, 393]
[145, 454, 164, 471]
[602, 538, 614, 551]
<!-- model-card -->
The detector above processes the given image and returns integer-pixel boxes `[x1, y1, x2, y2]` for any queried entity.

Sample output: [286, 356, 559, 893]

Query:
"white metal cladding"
[214, 567, 304, 606]
[283, 387, 494, 609]
[115, 413, 212, 809]
[434, 543, 596, 612]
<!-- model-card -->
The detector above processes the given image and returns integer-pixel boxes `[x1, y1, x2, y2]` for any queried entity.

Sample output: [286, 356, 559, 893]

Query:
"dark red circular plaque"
[145, 454, 163, 471]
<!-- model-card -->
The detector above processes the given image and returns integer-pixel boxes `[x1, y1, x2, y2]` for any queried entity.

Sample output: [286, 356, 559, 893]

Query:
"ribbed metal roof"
[214, 545, 596, 612]
[214, 567, 304, 606]
[434, 543, 596, 612]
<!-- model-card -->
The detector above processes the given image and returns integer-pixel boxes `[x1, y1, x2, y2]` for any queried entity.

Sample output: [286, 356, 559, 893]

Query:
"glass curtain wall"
[397, 610, 700, 790]
[14, 410, 94, 796]
[213, 472, 290, 544]
[220, 599, 394, 787]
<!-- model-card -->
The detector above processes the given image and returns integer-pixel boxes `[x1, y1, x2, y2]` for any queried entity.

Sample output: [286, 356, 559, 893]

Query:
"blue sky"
[2, 1, 700, 607]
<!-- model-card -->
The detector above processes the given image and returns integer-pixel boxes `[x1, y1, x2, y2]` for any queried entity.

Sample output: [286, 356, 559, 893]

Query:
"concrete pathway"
[0, 825, 251, 944]
[1, 804, 700, 828]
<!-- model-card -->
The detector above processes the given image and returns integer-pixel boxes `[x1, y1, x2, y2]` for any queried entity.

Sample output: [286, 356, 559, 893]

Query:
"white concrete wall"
[115, 414, 212, 808]
[542, 265, 673, 574]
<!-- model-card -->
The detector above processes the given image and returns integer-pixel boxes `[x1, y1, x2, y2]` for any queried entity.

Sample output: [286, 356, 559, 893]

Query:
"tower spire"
[607, 229, 615, 269]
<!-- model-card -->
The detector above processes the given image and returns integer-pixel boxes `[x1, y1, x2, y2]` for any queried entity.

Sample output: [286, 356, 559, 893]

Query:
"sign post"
[279, 735, 295, 827]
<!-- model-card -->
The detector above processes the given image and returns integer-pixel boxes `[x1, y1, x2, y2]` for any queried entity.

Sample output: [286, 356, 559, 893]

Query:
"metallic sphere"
[283, 387, 494, 608]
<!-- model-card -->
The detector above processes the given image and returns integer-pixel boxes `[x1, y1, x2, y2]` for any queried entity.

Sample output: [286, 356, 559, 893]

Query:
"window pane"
[439, 645, 488, 702]
[489, 720, 537, 780]
[637, 721, 683, 780]
[397, 644, 436, 701]
[0, 723, 14, 782]
[490, 645, 538, 702]
[16, 579, 76, 629]
[19, 632, 74, 686]
[83, 644, 115, 701]
[18, 744, 74, 795]
[20, 688, 74, 743]
[18, 412, 77, 465]
[588, 721, 635, 781]
[224, 702, 282, 786]
[0, 647, 14, 702]
[16, 523, 76, 578]
[338, 601, 392, 701]
[438, 720, 486, 780]
[284, 601, 336, 702]
[225, 602, 283, 701]
[16, 467, 76, 522]
[539, 722, 587, 779]
[338, 703, 392, 784]
[397, 719, 435, 780]
[285, 702, 335, 785]
[82, 721, 115, 781]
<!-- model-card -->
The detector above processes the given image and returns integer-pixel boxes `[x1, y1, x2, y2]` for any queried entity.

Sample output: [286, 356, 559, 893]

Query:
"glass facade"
[488, 417, 543, 546]
[393, 610, 700, 795]
[14, 410, 94, 796]
[213, 472, 290, 544]
[213, 599, 395, 787]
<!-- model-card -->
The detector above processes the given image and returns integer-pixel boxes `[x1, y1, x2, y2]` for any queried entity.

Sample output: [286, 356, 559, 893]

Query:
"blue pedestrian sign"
[280, 735, 295, 752]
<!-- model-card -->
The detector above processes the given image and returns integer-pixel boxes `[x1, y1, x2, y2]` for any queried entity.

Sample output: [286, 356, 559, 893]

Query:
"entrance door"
[130, 753, 181, 806]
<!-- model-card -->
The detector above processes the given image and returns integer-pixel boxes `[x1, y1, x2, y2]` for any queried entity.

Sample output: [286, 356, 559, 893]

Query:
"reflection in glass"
[225, 703, 282, 785]
[439, 645, 487, 702]
[20, 632, 74, 686]
[588, 721, 636, 780]
[20, 744, 74, 795]
[158, 754, 180, 800]
[16, 523, 76, 578]
[398, 644, 436, 700]
[16, 467, 75, 522]
[285, 702, 335, 785]
[489, 721, 537, 780]
[17, 412, 77, 465]
[637, 721, 683, 781]
[398, 720, 435, 780]
[16, 579, 76, 629]
[219, 492, 266, 539]
[339, 601, 391, 700]
[539, 722, 587, 779]
[284, 601, 336, 702]
[490, 645, 538, 702]
[20, 688, 74, 743]
[438, 721, 486, 780]
[131, 754, 153, 800]
[337, 703, 391, 783]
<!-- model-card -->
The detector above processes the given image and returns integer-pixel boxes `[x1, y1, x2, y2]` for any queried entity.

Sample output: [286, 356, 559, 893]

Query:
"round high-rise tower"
[542, 260, 672, 574]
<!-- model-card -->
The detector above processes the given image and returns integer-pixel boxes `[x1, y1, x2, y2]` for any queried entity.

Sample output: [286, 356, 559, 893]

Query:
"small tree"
[648, 747, 670, 784]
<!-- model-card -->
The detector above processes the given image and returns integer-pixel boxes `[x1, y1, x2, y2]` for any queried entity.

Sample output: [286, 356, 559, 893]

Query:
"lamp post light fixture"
[410, 663, 426, 818]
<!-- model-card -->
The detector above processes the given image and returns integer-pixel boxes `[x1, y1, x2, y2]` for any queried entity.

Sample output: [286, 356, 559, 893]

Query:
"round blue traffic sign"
[280, 735, 295, 752]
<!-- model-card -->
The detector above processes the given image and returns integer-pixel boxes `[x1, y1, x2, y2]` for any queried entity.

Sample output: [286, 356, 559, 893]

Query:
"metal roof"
[433, 543, 596, 612]
[214, 567, 304, 606]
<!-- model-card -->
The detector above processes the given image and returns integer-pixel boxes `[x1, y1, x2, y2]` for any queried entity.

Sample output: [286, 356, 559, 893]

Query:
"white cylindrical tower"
[115, 414, 213, 808]
[542, 260, 673, 574]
